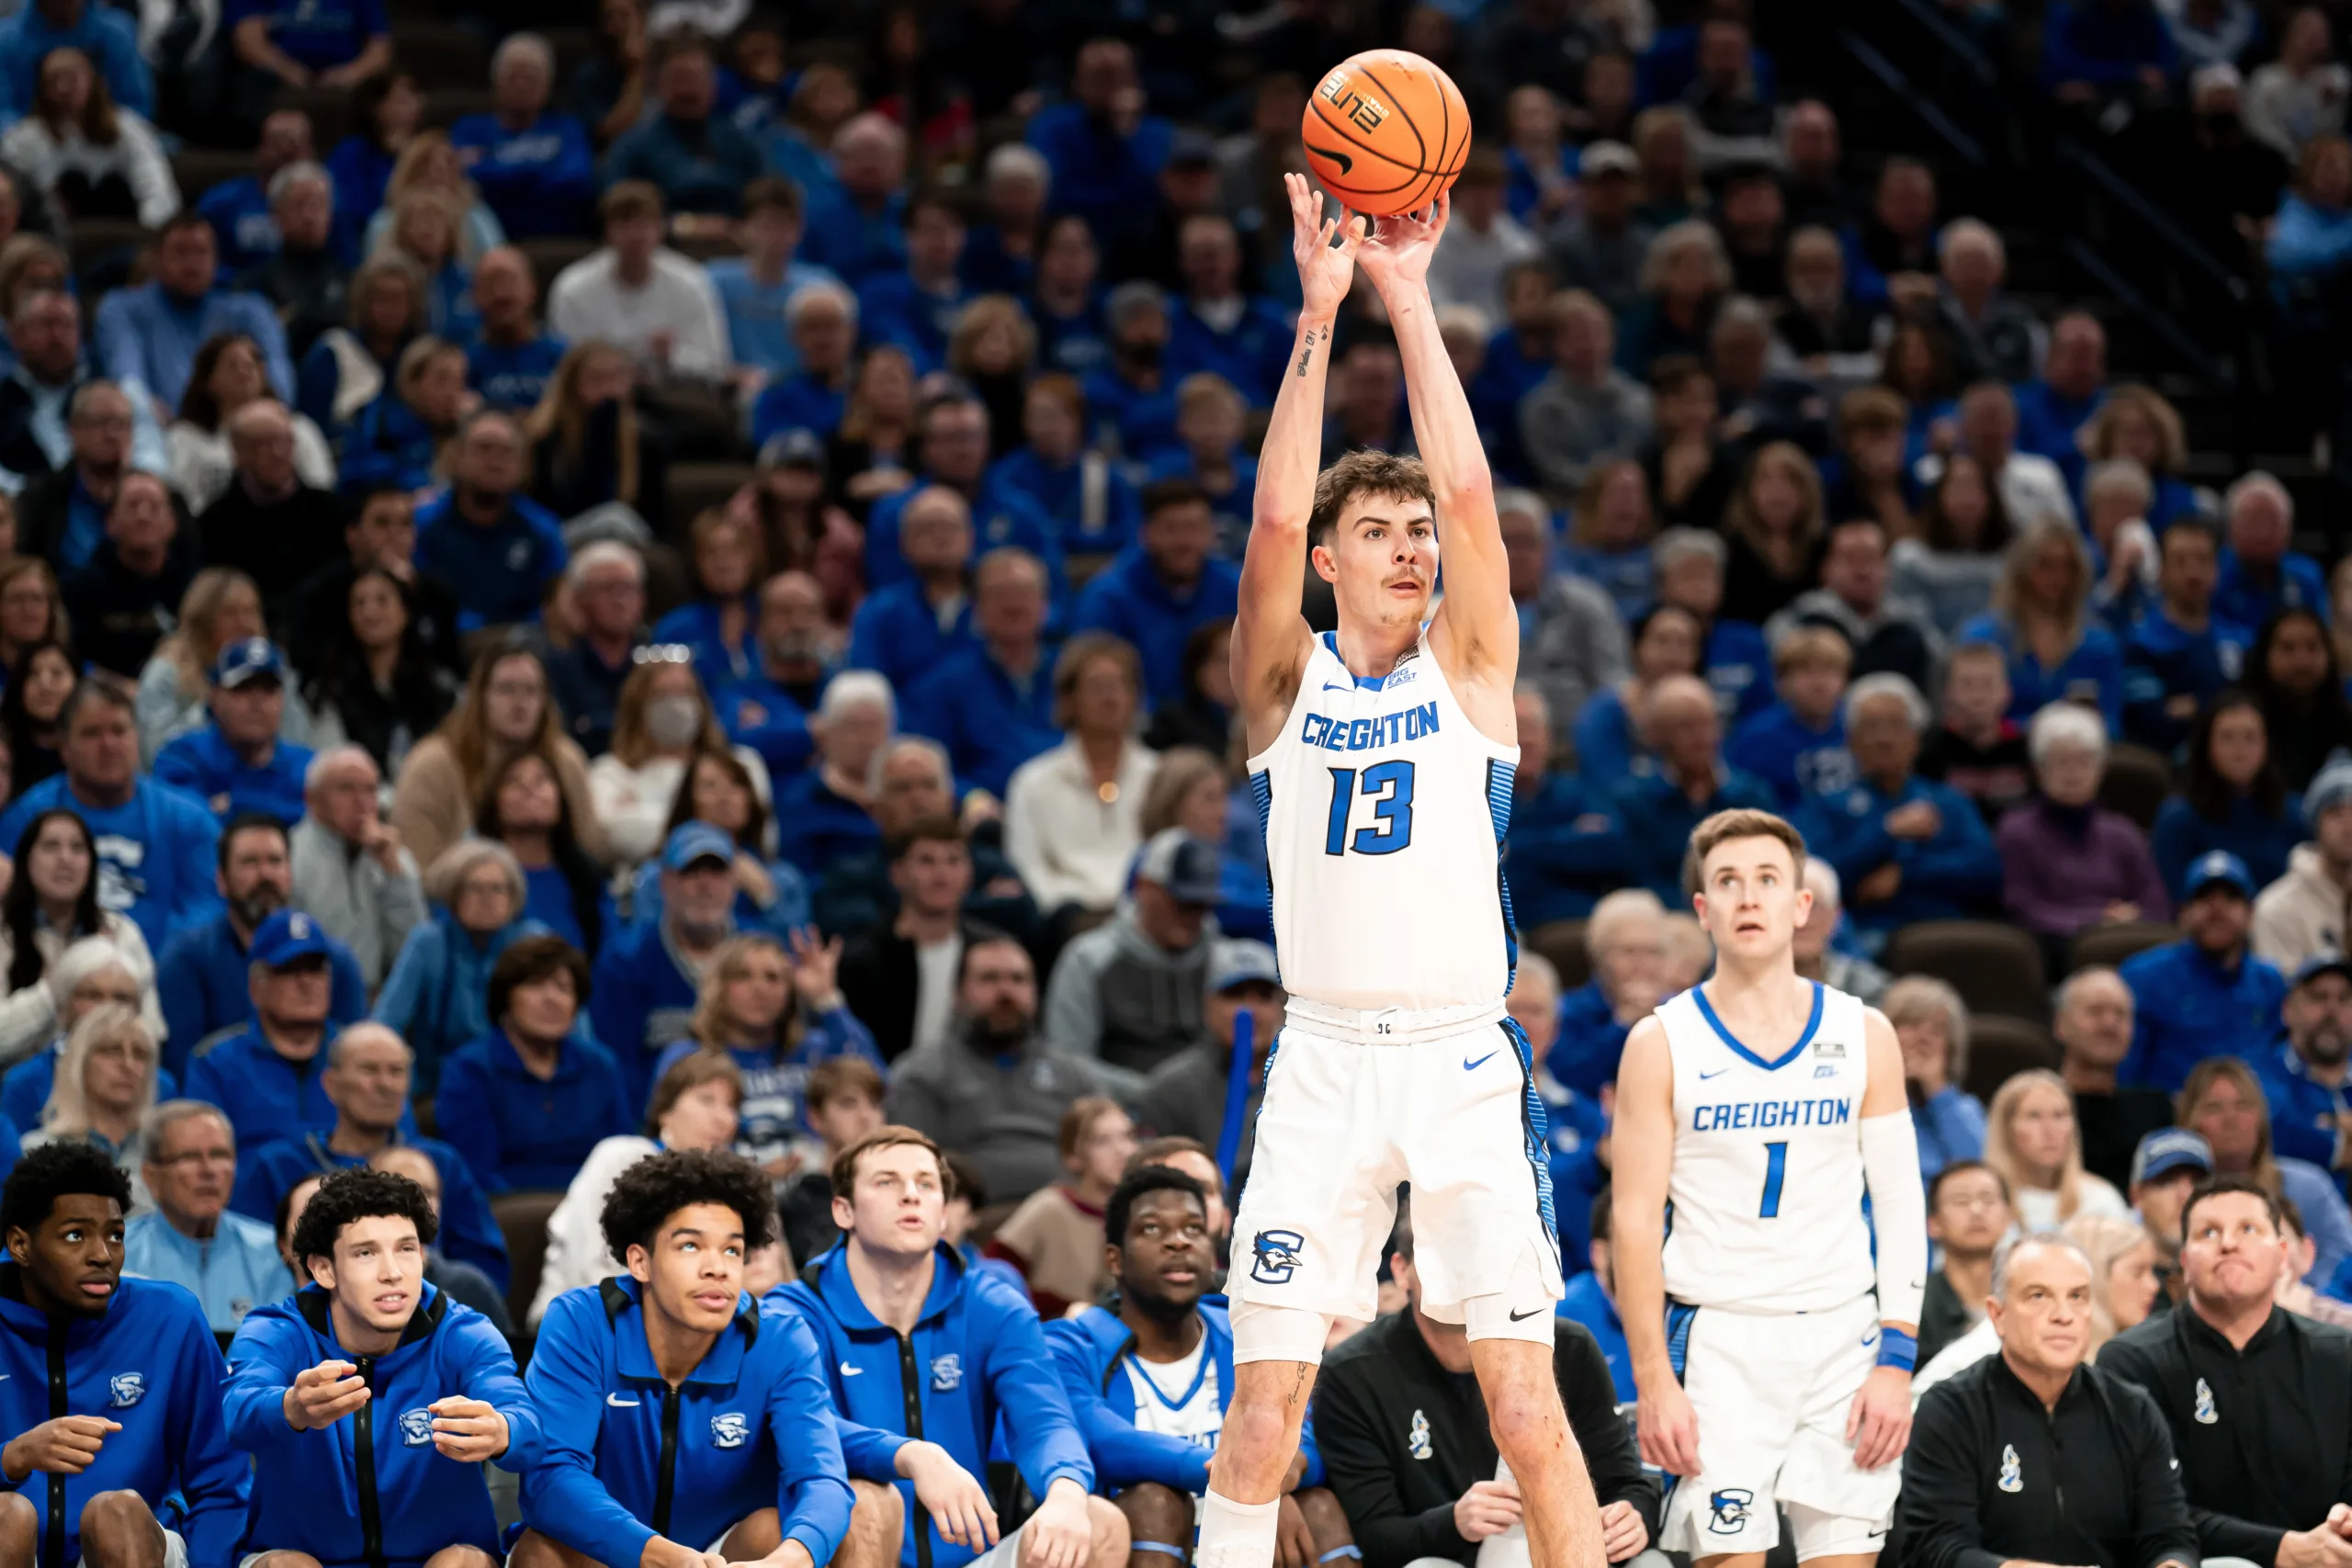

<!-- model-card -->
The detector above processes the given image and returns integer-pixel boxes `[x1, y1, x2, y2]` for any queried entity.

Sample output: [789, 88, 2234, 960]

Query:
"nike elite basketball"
[1299, 50, 1471, 217]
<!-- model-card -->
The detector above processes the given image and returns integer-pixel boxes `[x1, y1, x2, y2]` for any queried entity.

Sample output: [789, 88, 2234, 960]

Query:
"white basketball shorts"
[1227, 1009, 1563, 1351]
[1657, 1293, 1901, 1560]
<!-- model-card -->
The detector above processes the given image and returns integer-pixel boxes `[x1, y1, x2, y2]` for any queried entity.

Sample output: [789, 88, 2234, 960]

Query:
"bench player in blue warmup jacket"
[0, 1142, 249, 1568]
[1046, 1165, 1355, 1568]
[515, 1147, 859, 1568]
[772, 1125, 1130, 1568]
[225, 1167, 542, 1568]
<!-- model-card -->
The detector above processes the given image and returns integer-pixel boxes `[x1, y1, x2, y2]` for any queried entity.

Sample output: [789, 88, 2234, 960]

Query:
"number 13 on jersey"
[1323, 761, 1417, 855]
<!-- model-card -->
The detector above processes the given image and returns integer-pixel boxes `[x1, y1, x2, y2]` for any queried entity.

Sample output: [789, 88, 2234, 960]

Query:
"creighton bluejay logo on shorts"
[1708, 1489, 1754, 1534]
[399, 1409, 436, 1447]
[107, 1373, 145, 1408]
[931, 1355, 963, 1393]
[711, 1413, 750, 1449]
[1250, 1229, 1305, 1284]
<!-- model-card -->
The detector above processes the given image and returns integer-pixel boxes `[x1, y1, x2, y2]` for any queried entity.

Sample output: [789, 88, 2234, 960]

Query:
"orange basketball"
[1300, 50, 1472, 218]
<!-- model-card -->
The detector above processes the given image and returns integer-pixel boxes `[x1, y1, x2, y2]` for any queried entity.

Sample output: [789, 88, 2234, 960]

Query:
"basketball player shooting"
[1611, 809, 1928, 1568]
[1193, 170, 1604, 1568]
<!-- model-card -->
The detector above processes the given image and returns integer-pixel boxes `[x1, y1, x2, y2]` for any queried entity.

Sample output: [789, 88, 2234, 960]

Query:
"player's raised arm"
[1352, 196, 1514, 685]
[1234, 174, 1358, 752]
[1611, 1014, 1702, 1479]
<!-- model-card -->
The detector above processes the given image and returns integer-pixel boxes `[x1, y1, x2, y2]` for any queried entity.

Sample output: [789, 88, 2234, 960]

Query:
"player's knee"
[1086, 1494, 1133, 1568]
[423, 1549, 500, 1568]
[243, 1553, 327, 1568]
[1116, 1481, 1193, 1551]
[1295, 1487, 1353, 1554]
[1482, 1381, 1565, 1461]
[506, 1529, 590, 1568]
[79, 1489, 160, 1550]
[0, 1489, 33, 1540]
[723, 1507, 785, 1559]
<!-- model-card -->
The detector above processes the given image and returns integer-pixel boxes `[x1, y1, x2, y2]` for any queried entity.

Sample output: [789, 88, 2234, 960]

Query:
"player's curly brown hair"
[1308, 448, 1435, 547]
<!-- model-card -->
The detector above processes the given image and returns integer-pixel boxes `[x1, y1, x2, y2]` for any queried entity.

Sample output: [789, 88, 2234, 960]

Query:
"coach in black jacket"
[2100, 1175, 2352, 1568]
[1901, 1233, 2197, 1568]
[1312, 1215, 1658, 1568]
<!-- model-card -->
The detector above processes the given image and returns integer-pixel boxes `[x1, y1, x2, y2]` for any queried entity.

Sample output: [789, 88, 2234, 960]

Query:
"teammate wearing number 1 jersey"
[1191, 173, 1604, 1568]
[1611, 808, 1928, 1568]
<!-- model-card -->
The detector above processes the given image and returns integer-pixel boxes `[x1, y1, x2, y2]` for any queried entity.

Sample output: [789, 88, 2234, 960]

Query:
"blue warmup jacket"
[591, 919, 714, 1111]
[447, 111, 596, 240]
[235, 1133, 510, 1291]
[523, 1279, 854, 1568]
[985, 447, 1145, 557]
[1068, 547, 1242, 708]
[412, 490, 569, 632]
[2216, 547, 2329, 637]
[1956, 611, 2126, 735]
[1611, 769, 1777, 904]
[773, 1242, 1094, 1568]
[154, 910, 366, 1080]
[2150, 795, 2305, 907]
[224, 1283, 540, 1568]
[1, 1047, 176, 1141]
[1795, 775, 2003, 936]
[2122, 608, 2252, 754]
[715, 670, 817, 779]
[1081, 367, 1179, 461]
[467, 334, 567, 412]
[2119, 939, 2289, 1093]
[649, 1008, 881, 1167]
[1502, 770, 1620, 927]
[901, 644, 1062, 801]
[0, 776, 221, 957]
[433, 1028, 633, 1192]
[0, 1271, 247, 1568]
[846, 581, 978, 698]
[2257, 1039, 2352, 1178]
[1044, 1296, 1322, 1496]
[651, 596, 760, 694]
[185, 1026, 418, 1190]
[151, 725, 313, 826]
[1724, 701, 1854, 810]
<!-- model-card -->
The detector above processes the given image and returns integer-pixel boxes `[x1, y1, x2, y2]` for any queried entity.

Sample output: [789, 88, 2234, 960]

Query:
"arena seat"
[1526, 919, 1590, 992]
[270, 85, 356, 148]
[170, 149, 253, 208]
[397, 24, 489, 90]
[2099, 743, 2172, 832]
[2067, 919, 2177, 975]
[519, 235, 595, 299]
[423, 87, 498, 130]
[670, 230, 744, 263]
[492, 1189, 564, 1330]
[1883, 919, 2050, 1022]
[1962, 1014, 2060, 1102]
[665, 461, 755, 534]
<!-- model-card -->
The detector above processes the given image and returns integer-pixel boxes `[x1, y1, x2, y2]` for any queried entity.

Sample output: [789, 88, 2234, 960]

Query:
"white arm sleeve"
[1859, 1109, 1928, 1327]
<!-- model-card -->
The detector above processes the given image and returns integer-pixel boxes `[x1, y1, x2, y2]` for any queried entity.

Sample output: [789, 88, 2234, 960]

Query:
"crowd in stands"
[0, 0, 2348, 1562]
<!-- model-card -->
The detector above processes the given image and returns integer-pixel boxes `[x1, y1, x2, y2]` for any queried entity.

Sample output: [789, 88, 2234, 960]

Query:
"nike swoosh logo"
[1699, 1067, 1729, 1080]
[1464, 1050, 1498, 1071]
[841, 1363, 865, 1376]
[605, 1393, 639, 1407]
[1508, 1307, 1544, 1322]
[1322, 681, 1353, 694]
[1306, 142, 1354, 175]
[1860, 1328, 1880, 1347]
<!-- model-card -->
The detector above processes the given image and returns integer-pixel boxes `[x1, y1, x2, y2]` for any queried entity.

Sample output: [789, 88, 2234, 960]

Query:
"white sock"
[1195, 1490, 1282, 1568]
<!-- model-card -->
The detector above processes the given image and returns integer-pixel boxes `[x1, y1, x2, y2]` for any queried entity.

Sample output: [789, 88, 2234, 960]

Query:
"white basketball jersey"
[1657, 981, 1877, 1314]
[1122, 1341, 1224, 1453]
[1249, 628, 1520, 1011]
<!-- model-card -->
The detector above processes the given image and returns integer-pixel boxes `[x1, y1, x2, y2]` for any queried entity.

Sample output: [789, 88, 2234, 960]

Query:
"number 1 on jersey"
[1323, 761, 1417, 856]
[1759, 1141, 1788, 1218]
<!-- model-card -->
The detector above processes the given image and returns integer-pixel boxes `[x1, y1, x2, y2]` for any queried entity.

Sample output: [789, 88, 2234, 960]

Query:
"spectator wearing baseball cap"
[2120, 850, 2288, 1094]
[2255, 952, 2352, 1186]
[1548, 141, 1655, 322]
[1133, 938, 1284, 1186]
[1042, 828, 1221, 1100]
[185, 909, 418, 1191]
[2128, 1127, 2213, 1310]
[2253, 757, 2352, 975]
[589, 820, 740, 1109]
[151, 638, 316, 826]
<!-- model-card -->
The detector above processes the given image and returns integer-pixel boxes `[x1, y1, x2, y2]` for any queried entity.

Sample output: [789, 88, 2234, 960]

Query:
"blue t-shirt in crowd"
[413, 489, 570, 631]
[151, 725, 314, 825]
[1724, 702, 1854, 810]
[435, 1028, 634, 1193]
[449, 109, 597, 239]
[0, 777, 223, 957]
[225, 0, 387, 69]
[198, 176, 279, 279]
[469, 333, 568, 412]
[1068, 547, 1241, 707]
[707, 257, 839, 379]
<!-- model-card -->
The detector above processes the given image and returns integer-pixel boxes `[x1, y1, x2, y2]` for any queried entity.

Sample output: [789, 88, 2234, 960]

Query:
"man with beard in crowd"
[2257, 953, 2352, 1195]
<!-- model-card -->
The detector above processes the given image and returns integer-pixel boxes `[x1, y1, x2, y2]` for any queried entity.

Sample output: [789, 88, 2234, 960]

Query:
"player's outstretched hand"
[1274, 1495, 1317, 1568]
[1022, 1478, 1093, 1568]
[284, 1359, 370, 1431]
[1353, 195, 1451, 298]
[1451, 1479, 1522, 1541]
[1635, 1379, 1702, 1476]
[1286, 173, 1363, 320]
[900, 1440, 1000, 1551]
[1845, 1364, 1913, 1471]
[428, 1395, 511, 1462]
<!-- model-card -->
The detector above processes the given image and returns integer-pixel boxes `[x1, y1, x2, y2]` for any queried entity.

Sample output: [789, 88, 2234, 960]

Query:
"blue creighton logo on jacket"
[107, 1371, 145, 1407]
[711, 1412, 751, 1449]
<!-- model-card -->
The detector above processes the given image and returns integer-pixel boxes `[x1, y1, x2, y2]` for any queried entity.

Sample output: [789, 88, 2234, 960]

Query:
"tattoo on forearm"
[1295, 327, 1326, 378]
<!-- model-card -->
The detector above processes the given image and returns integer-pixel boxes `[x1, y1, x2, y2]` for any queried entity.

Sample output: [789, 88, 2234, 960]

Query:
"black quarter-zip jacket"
[1900, 1350, 2197, 1568]
[2098, 1302, 2352, 1566]
[1309, 1310, 1658, 1568]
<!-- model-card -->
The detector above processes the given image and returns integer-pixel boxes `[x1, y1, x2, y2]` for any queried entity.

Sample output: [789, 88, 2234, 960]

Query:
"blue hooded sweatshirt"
[2121, 607, 2253, 755]
[1724, 701, 1854, 811]
[1045, 1294, 1320, 1496]
[372, 909, 551, 1095]
[2118, 937, 2289, 1093]
[151, 724, 315, 825]
[234, 1133, 511, 1292]
[184, 1026, 419, 1192]
[0, 1271, 248, 1568]
[771, 1242, 1094, 1568]
[154, 910, 368, 1081]
[223, 1282, 542, 1568]
[590, 917, 718, 1111]
[523, 1279, 854, 1568]
[412, 489, 570, 633]
[1069, 547, 1243, 709]
[433, 1028, 634, 1193]
[846, 580, 978, 699]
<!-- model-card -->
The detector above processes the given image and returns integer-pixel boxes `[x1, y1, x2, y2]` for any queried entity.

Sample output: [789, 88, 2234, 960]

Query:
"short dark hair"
[1928, 1157, 2012, 1209]
[1307, 449, 1436, 548]
[487, 933, 592, 1022]
[953, 924, 1026, 987]
[943, 1150, 985, 1209]
[831, 1124, 949, 1197]
[352, 486, 412, 524]
[1127, 1134, 1214, 1179]
[59, 678, 134, 735]
[602, 1147, 777, 1259]
[888, 814, 965, 863]
[289, 1168, 437, 1266]
[158, 209, 212, 242]
[602, 180, 664, 225]
[0, 1141, 130, 1239]
[1142, 478, 1210, 521]
[902, 187, 965, 230]
[219, 812, 288, 871]
[2181, 1172, 2282, 1243]
[1106, 1163, 1207, 1248]
[2161, 515, 2222, 561]
[743, 175, 803, 220]
[807, 1055, 886, 1113]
